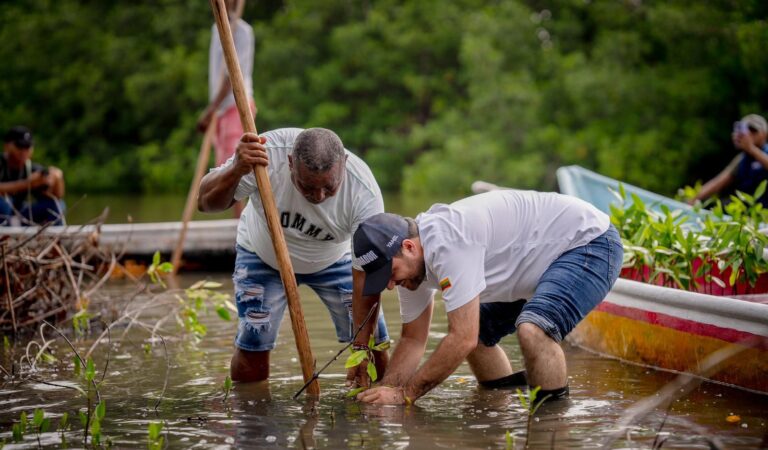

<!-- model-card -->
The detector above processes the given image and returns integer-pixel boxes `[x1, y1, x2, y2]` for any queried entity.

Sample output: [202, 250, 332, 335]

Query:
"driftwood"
[0, 212, 115, 333]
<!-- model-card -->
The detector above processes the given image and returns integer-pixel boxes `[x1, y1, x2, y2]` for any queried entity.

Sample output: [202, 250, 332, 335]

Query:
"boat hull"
[568, 278, 768, 394]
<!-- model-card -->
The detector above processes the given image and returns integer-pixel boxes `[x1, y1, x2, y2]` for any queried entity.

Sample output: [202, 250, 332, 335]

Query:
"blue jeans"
[0, 195, 66, 226]
[479, 225, 623, 345]
[233, 245, 390, 352]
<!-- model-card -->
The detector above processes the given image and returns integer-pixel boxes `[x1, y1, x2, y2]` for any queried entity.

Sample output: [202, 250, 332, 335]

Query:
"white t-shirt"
[211, 128, 384, 274]
[398, 190, 610, 323]
[209, 19, 254, 114]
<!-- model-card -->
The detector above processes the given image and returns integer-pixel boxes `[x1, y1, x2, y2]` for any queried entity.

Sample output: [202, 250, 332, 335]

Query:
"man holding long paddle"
[198, 127, 390, 383]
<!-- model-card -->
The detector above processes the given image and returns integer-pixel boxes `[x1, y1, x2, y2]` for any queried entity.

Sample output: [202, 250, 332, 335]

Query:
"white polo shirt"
[211, 128, 384, 274]
[398, 190, 610, 323]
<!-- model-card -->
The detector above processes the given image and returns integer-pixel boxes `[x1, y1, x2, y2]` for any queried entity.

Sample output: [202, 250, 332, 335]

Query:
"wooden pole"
[171, 122, 216, 275]
[208, 0, 319, 396]
[2, 245, 17, 335]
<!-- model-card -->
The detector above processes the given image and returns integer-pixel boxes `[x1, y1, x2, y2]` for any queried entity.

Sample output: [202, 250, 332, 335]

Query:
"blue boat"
[555, 165, 706, 222]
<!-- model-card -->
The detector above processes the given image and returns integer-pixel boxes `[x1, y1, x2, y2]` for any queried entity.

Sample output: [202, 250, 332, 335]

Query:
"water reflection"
[1, 274, 767, 449]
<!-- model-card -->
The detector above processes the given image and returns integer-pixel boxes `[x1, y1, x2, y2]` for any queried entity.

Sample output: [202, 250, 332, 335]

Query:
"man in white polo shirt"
[198, 127, 389, 382]
[351, 190, 622, 404]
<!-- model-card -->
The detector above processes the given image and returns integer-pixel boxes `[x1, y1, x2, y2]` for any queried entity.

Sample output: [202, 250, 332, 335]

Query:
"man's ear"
[401, 239, 416, 255]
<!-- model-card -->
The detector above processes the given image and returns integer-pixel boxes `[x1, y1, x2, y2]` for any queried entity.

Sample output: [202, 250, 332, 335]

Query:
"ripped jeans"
[233, 245, 390, 352]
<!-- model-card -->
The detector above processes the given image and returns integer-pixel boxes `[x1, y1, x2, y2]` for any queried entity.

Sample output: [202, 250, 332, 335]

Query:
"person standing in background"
[197, 0, 255, 218]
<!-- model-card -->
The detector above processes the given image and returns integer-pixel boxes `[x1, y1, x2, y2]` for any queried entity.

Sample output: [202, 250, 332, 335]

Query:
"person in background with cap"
[690, 113, 768, 206]
[198, 127, 390, 383]
[197, 0, 255, 219]
[0, 126, 65, 226]
[351, 190, 623, 405]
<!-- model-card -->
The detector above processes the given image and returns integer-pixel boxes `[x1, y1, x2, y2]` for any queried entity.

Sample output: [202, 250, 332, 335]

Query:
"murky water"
[1, 273, 767, 449]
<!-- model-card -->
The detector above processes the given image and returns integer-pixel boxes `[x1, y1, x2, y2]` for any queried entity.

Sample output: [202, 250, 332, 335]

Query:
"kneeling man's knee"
[517, 323, 554, 350]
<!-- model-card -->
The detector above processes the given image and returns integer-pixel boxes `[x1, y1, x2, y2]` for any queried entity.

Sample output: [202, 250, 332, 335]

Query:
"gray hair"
[292, 128, 345, 172]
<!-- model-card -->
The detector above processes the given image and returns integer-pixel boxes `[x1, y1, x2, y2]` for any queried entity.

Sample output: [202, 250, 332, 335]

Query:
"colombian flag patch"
[439, 277, 452, 291]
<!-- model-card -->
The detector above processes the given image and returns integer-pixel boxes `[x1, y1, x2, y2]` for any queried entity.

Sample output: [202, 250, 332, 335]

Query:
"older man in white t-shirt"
[198, 127, 390, 382]
[351, 190, 623, 405]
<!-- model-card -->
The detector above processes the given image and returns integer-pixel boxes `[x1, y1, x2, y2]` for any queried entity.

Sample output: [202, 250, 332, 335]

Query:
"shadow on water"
[1, 273, 767, 448]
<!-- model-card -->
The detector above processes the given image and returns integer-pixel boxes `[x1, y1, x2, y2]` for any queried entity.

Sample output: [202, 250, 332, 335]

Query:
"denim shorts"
[479, 224, 623, 345]
[233, 245, 390, 352]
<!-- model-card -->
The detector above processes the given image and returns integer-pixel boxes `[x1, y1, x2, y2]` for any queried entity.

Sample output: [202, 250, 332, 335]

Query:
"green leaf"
[152, 251, 161, 267]
[85, 357, 96, 381]
[754, 180, 767, 202]
[20, 411, 27, 429]
[78, 411, 87, 427]
[40, 418, 51, 433]
[33, 409, 44, 427]
[90, 419, 101, 442]
[157, 262, 174, 273]
[202, 281, 223, 289]
[148, 422, 163, 440]
[367, 361, 377, 382]
[216, 306, 231, 321]
[346, 386, 367, 398]
[372, 340, 390, 351]
[59, 412, 69, 430]
[729, 267, 738, 286]
[95, 400, 106, 420]
[515, 388, 529, 410]
[344, 350, 367, 369]
[12, 423, 22, 442]
[368, 334, 375, 349]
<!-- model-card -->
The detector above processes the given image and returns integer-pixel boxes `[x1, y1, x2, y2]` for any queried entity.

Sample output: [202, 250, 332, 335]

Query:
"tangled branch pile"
[0, 220, 116, 334]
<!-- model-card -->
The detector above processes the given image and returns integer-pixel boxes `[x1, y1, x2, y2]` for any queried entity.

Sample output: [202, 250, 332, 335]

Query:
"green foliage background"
[1, 0, 766, 197]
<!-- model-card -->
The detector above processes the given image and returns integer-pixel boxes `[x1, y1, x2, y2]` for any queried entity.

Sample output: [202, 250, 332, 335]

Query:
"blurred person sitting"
[0, 126, 65, 226]
[690, 114, 768, 206]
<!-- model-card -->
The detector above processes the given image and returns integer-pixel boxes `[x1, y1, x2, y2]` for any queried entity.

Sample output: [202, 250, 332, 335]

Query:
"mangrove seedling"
[176, 280, 235, 341]
[32, 408, 52, 447]
[147, 251, 174, 288]
[88, 400, 106, 446]
[344, 335, 389, 397]
[59, 412, 70, 445]
[293, 301, 380, 399]
[223, 375, 233, 401]
[12, 410, 27, 442]
[148, 422, 164, 450]
[72, 309, 92, 338]
[516, 386, 549, 416]
[505, 430, 515, 449]
[611, 180, 768, 294]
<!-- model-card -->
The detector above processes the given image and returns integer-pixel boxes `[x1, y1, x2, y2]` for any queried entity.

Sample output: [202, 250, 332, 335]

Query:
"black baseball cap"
[353, 213, 409, 295]
[4, 126, 33, 149]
